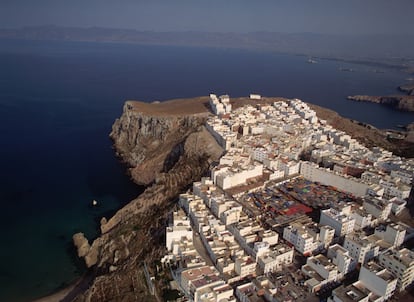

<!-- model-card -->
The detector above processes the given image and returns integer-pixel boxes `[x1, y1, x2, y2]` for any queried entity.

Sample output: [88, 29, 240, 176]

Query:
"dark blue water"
[0, 39, 412, 301]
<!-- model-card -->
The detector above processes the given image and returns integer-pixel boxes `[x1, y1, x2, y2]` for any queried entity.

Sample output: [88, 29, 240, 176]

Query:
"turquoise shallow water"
[0, 39, 412, 301]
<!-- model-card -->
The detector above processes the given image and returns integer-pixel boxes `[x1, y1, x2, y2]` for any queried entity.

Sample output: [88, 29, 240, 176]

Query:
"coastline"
[347, 95, 414, 112]
[33, 283, 78, 302]
[32, 273, 94, 302]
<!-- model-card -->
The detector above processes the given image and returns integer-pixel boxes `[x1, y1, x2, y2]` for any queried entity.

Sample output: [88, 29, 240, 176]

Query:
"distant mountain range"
[1, 25, 413, 71]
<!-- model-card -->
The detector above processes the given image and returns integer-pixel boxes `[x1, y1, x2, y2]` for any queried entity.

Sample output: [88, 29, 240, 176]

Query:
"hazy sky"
[1, 0, 414, 35]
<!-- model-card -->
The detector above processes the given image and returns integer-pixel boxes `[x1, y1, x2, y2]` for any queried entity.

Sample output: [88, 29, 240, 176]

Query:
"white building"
[300, 161, 371, 197]
[390, 169, 413, 185]
[379, 248, 414, 292]
[249, 241, 268, 261]
[235, 256, 256, 278]
[214, 164, 263, 190]
[328, 284, 369, 302]
[343, 233, 380, 264]
[374, 223, 406, 248]
[283, 222, 320, 255]
[283, 160, 301, 176]
[302, 254, 339, 292]
[389, 197, 407, 215]
[235, 282, 257, 302]
[320, 207, 355, 237]
[180, 266, 224, 300]
[259, 229, 279, 246]
[327, 244, 357, 278]
[380, 179, 411, 200]
[350, 207, 372, 230]
[250, 94, 261, 100]
[320, 225, 335, 248]
[166, 213, 193, 252]
[361, 171, 383, 184]
[268, 169, 285, 180]
[362, 196, 392, 222]
[220, 207, 242, 225]
[196, 284, 236, 302]
[357, 262, 397, 302]
[253, 276, 278, 301]
[257, 243, 294, 274]
[229, 219, 264, 257]
[209, 94, 232, 115]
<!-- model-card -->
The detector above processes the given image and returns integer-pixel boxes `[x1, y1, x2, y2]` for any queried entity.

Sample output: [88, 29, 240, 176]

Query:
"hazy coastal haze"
[1, 0, 414, 35]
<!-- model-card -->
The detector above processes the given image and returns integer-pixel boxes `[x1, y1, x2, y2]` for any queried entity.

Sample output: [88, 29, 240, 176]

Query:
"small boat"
[339, 67, 355, 72]
[307, 58, 318, 64]
[92, 199, 98, 206]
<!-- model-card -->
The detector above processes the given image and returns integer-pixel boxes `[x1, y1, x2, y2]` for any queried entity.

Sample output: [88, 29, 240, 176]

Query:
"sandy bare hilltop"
[127, 96, 211, 116]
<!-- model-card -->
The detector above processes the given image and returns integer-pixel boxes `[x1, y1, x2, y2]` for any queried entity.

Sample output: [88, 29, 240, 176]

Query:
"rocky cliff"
[71, 98, 223, 301]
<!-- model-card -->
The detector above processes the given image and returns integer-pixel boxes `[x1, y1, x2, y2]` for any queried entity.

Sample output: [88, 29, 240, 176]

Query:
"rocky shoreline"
[347, 95, 414, 112]
[61, 96, 414, 301]
[347, 81, 414, 112]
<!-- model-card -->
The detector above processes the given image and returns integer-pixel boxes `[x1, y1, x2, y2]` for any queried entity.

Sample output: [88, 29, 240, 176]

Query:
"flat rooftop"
[332, 284, 369, 302]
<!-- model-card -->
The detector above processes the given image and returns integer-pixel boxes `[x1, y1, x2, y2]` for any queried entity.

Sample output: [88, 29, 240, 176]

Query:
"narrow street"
[192, 231, 214, 267]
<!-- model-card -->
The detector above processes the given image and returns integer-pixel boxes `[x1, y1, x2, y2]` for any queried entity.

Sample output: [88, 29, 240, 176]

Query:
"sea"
[0, 39, 412, 301]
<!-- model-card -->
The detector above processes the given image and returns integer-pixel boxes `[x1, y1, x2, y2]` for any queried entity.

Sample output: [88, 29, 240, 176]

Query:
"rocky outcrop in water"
[73, 233, 99, 268]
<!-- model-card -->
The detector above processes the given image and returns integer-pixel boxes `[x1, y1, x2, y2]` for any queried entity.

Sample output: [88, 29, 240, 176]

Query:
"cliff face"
[72, 99, 223, 301]
[110, 101, 211, 185]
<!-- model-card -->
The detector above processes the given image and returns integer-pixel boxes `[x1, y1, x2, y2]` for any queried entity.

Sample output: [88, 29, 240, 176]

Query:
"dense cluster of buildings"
[160, 94, 414, 302]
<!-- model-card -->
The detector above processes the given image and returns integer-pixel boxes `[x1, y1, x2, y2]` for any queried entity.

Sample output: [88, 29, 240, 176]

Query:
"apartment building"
[283, 222, 320, 255]
[235, 256, 256, 278]
[357, 262, 397, 302]
[379, 248, 414, 292]
[302, 254, 339, 292]
[374, 223, 406, 248]
[320, 207, 355, 237]
[257, 243, 294, 274]
[362, 196, 392, 222]
[343, 233, 380, 264]
[327, 244, 357, 278]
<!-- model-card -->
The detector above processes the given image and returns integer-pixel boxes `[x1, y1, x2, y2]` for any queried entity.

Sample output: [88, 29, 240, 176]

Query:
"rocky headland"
[66, 96, 414, 301]
[347, 95, 414, 112]
[348, 80, 414, 112]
